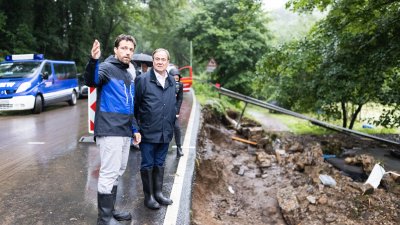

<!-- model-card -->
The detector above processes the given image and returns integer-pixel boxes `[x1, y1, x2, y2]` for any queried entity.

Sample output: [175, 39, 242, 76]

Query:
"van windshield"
[0, 62, 41, 78]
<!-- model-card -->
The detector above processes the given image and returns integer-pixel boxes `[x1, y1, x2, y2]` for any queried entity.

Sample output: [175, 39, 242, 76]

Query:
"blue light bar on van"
[4, 54, 44, 61]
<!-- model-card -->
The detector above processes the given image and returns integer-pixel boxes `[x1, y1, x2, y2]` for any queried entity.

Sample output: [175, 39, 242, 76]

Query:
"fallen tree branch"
[232, 136, 257, 146]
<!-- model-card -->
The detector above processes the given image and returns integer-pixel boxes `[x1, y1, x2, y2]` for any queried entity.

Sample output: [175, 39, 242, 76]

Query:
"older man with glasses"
[134, 48, 176, 210]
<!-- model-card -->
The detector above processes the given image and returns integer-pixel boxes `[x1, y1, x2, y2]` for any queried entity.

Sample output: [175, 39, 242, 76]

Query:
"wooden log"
[231, 136, 257, 145]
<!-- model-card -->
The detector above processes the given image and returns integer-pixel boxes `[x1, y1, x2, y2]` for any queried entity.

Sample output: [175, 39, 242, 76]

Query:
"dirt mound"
[191, 106, 400, 225]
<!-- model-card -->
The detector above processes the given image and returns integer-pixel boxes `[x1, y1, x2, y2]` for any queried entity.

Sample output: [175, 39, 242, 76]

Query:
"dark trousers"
[140, 142, 169, 170]
[174, 118, 182, 147]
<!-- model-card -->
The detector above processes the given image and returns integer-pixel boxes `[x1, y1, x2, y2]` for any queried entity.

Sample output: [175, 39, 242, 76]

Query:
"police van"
[0, 54, 79, 114]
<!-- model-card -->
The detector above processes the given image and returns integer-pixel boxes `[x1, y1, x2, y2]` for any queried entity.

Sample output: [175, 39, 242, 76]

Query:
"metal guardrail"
[216, 86, 400, 146]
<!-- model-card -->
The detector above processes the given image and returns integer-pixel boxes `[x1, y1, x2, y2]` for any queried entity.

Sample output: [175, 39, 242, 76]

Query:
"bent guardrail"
[216, 86, 400, 147]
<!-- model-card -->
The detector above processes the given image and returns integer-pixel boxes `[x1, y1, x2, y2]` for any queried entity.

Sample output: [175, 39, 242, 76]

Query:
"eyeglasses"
[154, 57, 168, 62]
[118, 46, 134, 53]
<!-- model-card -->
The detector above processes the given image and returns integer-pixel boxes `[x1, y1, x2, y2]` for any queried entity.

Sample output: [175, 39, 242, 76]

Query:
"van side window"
[54, 63, 66, 80]
[66, 64, 77, 79]
[54, 63, 77, 80]
[42, 63, 52, 80]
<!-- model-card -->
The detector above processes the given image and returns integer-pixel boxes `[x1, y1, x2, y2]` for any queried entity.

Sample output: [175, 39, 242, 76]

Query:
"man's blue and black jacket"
[84, 55, 138, 138]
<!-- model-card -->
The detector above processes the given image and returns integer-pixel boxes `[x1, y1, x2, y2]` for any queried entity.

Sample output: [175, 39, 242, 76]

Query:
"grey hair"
[152, 48, 170, 60]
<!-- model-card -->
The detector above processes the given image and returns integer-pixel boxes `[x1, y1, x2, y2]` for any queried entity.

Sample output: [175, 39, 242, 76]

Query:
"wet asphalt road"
[0, 93, 193, 225]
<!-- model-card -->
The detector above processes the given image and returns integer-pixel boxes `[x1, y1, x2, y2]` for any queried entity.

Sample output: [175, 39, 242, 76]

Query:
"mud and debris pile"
[191, 104, 400, 225]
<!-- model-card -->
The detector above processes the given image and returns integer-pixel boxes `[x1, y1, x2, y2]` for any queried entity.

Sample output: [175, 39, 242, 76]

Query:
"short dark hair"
[114, 34, 137, 48]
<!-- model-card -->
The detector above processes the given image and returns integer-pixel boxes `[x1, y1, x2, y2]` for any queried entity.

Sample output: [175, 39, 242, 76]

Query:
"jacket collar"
[149, 69, 174, 88]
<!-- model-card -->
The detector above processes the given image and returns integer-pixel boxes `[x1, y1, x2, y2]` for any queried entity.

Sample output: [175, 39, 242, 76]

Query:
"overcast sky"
[263, 0, 287, 11]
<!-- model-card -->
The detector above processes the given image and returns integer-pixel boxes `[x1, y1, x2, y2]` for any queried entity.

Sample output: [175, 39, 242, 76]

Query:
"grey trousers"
[96, 136, 131, 194]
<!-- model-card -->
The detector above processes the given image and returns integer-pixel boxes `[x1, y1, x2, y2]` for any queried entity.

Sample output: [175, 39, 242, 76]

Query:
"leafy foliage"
[0, 0, 147, 71]
[179, 0, 270, 95]
[136, 0, 192, 66]
[256, 0, 400, 129]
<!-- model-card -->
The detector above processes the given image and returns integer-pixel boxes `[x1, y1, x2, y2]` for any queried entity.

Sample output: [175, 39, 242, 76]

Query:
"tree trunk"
[102, 18, 121, 53]
[341, 101, 348, 128]
[349, 104, 363, 129]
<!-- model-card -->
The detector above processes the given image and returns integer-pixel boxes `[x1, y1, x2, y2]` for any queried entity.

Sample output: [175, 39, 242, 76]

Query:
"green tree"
[0, 0, 37, 54]
[255, 38, 322, 110]
[180, 0, 270, 95]
[134, 0, 192, 66]
[0, 0, 145, 71]
[375, 68, 400, 128]
[256, 0, 400, 129]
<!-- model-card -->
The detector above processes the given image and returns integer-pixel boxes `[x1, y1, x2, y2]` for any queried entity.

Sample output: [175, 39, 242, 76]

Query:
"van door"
[53, 62, 78, 103]
[40, 62, 59, 104]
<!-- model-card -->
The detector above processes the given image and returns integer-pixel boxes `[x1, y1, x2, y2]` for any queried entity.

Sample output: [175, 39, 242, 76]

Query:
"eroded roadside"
[191, 104, 400, 225]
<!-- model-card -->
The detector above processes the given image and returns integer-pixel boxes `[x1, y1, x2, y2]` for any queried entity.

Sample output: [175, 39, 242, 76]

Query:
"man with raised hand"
[84, 34, 141, 224]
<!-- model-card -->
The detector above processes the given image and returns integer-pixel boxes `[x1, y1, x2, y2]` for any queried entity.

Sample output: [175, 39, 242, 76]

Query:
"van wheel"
[68, 91, 77, 106]
[32, 95, 43, 114]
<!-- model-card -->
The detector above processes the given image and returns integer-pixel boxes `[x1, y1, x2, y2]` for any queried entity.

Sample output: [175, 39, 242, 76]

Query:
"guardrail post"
[236, 102, 248, 129]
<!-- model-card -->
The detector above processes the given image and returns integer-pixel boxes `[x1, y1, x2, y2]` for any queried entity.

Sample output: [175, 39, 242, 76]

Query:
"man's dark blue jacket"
[84, 56, 138, 138]
[134, 69, 176, 143]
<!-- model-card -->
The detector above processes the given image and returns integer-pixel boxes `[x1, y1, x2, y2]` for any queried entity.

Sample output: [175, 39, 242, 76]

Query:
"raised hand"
[91, 39, 101, 59]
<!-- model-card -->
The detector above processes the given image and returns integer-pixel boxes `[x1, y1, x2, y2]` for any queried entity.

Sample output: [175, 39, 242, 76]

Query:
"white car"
[77, 73, 88, 98]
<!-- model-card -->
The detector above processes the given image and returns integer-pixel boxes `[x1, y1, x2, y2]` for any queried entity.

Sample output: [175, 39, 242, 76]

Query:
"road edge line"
[163, 89, 198, 225]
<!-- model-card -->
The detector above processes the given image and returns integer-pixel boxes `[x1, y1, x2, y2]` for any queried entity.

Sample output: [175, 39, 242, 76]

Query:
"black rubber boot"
[140, 169, 160, 210]
[97, 193, 122, 225]
[111, 186, 132, 221]
[176, 146, 184, 157]
[153, 166, 173, 205]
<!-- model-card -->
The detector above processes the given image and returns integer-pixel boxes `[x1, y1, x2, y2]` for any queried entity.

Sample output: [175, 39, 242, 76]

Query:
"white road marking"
[163, 89, 197, 225]
[171, 145, 195, 149]
[28, 142, 45, 145]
